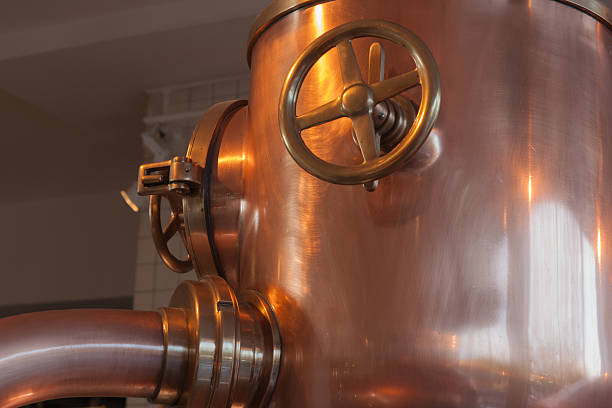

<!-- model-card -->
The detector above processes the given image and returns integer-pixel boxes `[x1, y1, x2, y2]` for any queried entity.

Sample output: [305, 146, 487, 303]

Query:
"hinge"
[137, 156, 202, 196]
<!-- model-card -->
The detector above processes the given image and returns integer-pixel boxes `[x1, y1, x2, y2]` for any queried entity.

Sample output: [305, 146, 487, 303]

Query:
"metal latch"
[136, 156, 202, 274]
[137, 156, 202, 196]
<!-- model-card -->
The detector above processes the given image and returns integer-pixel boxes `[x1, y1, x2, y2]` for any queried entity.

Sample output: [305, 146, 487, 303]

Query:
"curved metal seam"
[149, 310, 170, 402]
[203, 101, 248, 281]
[247, 0, 612, 67]
[554, 0, 612, 30]
[247, 0, 331, 67]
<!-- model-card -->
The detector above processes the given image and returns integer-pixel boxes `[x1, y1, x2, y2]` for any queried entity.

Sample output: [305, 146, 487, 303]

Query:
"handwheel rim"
[149, 194, 193, 273]
[279, 19, 441, 185]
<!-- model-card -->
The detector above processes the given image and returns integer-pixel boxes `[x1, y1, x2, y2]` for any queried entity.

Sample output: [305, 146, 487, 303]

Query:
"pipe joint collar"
[151, 276, 281, 407]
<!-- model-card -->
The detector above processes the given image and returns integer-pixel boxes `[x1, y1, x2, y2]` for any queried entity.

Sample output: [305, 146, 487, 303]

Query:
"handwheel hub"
[341, 83, 373, 116]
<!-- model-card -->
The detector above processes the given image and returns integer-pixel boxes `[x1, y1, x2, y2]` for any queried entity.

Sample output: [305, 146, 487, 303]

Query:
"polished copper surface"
[243, 0, 612, 406]
[247, 0, 612, 65]
[0, 309, 164, 407]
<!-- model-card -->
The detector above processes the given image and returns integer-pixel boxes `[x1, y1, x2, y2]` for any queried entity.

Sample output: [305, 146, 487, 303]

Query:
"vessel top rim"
[246, 0, 611, 67]
[247, 0, 330, 67]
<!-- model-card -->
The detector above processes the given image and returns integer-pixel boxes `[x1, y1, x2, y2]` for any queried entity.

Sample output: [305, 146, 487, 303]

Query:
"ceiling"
[0, 0, 270, 201]
[0, 0, 172, 33]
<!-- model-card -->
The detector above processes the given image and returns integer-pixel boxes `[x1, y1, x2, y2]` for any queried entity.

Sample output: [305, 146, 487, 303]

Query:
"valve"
[137, 100, 247, 279]
[138, 156, 202, 273]
[279, 20, 441, 189]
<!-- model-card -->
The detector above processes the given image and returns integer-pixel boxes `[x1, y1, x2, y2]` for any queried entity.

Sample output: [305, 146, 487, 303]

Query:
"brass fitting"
[150, 276, 281, 407]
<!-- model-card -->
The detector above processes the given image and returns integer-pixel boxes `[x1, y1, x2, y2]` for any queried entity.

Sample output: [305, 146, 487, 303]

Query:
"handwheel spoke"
[167, 194, 183, 215]
[352, 113, 380, 163]
[368, 42, 385, 85]
[163, 215, 180, 242]
[296, 97, 344, 130]
[371, 68, 419, 103]
[336, 40, 363, 87]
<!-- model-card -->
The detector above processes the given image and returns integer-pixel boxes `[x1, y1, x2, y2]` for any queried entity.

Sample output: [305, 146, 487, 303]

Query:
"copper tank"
[241, 0, 612, 406]
[2, 0, 612, 407]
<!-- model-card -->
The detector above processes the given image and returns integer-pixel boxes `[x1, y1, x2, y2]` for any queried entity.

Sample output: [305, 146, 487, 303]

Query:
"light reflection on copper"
[217, 154, 245, 164]
[503, 206, 507, 232]
[597, 228, 602, 268]
[371, 385, 414, 398]
[528, 87, 533, 208]
[314, 4, 324, 34]
[252, 208, 260, 235]
[456, 236, 509, 366]
[528, 175, 532, 203]
[595, 17, 605, 287]
[528, 202, 602, 378]
[284, 4, 339, 299]
[8, 391, 34, 405]
[0, 344, 160, 365]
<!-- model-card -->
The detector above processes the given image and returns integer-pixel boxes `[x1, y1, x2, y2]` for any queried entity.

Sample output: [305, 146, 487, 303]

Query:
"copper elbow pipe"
[0, 278, 281, 408]
[0, 309, 164, 407]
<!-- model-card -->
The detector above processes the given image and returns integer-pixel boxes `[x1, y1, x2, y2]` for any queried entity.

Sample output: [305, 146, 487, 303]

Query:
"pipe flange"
[151, 276, 281, 407]
[184, 100, 248, 281]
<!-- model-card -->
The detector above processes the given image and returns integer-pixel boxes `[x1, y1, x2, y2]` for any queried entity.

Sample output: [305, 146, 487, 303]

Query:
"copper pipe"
[0, 309, 164, 408]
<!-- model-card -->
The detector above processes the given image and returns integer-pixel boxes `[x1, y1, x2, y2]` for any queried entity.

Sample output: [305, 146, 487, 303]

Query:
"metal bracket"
[137, 156, 202, 197]
[136, 156, 203, 274]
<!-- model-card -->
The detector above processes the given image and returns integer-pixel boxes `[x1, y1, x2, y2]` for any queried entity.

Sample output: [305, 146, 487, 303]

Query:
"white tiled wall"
[127, 75, 249, 408]
[133, 210, 196, 312]
[145, 76, 250, 118]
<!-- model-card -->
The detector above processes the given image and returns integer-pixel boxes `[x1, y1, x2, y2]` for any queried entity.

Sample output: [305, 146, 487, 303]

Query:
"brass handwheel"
[279, 20, 441, 185]
[149, 194, 192, 273]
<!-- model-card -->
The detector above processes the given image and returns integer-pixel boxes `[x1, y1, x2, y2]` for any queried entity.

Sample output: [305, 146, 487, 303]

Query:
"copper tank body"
[241, 0, 612, 406]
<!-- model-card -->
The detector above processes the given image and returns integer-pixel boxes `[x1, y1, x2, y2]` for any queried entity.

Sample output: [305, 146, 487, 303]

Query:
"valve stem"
[373, 95, 417, 153]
